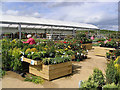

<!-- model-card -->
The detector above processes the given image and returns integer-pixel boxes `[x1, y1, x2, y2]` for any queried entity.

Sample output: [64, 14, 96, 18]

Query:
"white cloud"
[98, 25, 118, 31]
[5, 10, 18, 15]
[33, 12, 41, 17]
[44, 3, 116, 22]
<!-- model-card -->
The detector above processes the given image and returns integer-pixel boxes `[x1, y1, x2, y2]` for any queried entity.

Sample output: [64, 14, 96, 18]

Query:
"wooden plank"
[23, 57, 42, 65]
[49, 65, 72, 75]
[82, 43, 92, 50]
[49, 69, 72, 80]
[43, 61, 72, 71]
[29, 61, 72, 80]
[29, 65, 42, 71]
[94, 46, 115, 57]
[29, 67, 49, 80]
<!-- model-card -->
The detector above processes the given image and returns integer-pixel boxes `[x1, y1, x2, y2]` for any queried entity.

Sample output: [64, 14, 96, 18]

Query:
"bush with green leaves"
[24, 74, 44, 84]
[81, 79, 99, 89]
[81, 68, 105, 88]
[91, 68, 105, 87]
[0, 68, 6, 78]
[9, 48, 23, 71]
[105, 61, 118, 84]
[103, 83, 118, 89]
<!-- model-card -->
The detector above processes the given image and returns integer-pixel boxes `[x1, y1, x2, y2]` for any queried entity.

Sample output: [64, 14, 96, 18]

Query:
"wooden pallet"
[22, 57, 42, 65]
[93, 46, 115, 57]
[29, 61, 72, 80]
[82, 43, 92, 50]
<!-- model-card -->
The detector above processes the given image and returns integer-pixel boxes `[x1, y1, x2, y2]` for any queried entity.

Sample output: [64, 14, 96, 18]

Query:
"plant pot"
[107, 56, 110, 59]
[112, 56, 115, 60]
[77, 59, 80, 62]
[84, 56, 87, 59]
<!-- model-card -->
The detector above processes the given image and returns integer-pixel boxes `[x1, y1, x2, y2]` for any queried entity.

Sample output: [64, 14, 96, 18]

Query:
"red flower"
[80, 41, 82, 43]
[108, 39, 111, 41]
[60, 41, 63, 43]
[63, 41, 68, 43]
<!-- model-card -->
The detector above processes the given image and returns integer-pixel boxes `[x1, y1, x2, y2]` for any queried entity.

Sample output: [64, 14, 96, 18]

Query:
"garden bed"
[29, 61, 72, 80]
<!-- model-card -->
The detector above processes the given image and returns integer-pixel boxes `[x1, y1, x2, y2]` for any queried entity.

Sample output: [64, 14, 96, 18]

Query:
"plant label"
[31, 60, 34, 65]
[21, 56, 24, 61]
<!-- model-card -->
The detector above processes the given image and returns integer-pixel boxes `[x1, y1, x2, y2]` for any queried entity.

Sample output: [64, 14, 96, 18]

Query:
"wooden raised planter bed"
[22, 57, 72, 80]
[93, 46, 115, 57]
[29, 61, 72, 80]
[82, 43, 92, 50]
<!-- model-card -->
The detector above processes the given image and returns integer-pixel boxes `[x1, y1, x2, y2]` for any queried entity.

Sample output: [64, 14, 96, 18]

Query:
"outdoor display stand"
[82, 43, 92, 50]
[93, 46, 115, 57]
[22, 57, 72, 80]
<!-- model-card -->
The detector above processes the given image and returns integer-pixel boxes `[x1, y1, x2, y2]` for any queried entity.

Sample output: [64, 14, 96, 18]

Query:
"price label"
[31, 60, 34, 65]
[21, 56, 24, 61]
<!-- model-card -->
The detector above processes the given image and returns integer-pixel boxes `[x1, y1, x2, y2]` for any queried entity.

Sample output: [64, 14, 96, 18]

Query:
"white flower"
[81, 53, 83, 56]
[31, 52, 34, 54]
[87, 50, 88, 52]
[77, 52, 79, 55]
[54, 61, 56, 64]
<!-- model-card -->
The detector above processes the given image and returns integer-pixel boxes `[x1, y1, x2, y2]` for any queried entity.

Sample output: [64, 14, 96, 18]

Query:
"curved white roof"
[0, 15, 99, 30]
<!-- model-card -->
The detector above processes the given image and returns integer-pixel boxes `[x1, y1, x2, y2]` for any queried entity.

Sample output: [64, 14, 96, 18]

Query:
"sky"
[1, 0, 119, 31]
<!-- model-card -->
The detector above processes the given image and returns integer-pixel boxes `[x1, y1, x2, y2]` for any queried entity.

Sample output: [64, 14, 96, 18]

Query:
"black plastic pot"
[107, 56, 110, 59]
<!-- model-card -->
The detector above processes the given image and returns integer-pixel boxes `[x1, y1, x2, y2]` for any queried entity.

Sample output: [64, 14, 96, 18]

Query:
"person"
[90, 35, 94, 40]
[22, 34, 36, 45]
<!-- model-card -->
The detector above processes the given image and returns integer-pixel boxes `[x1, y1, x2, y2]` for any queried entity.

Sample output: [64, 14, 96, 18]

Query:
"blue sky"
[1, 1, 119, 30]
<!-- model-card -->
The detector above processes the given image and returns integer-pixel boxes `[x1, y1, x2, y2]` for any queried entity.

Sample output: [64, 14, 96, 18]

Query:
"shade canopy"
[0, 15, 99, 30]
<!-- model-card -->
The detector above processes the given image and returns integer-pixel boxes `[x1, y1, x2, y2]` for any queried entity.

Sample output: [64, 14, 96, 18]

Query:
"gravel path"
[1, 49, 107, 88]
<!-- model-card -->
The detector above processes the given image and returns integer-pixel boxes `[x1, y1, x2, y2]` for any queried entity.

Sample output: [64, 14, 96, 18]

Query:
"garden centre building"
[0, 15, 99, 39]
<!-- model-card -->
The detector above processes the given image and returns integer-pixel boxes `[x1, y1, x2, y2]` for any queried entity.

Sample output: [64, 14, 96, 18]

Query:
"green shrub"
[0, 69, 6, 78]
[81, 80, 99, 89]
[81, 68, 105, 88]
[103, 83, 118, 89]
[91, 68, 105, 87]
[105, 61, 118, 84]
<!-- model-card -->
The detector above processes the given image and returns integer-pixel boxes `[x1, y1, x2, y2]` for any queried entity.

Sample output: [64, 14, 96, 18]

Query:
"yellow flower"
[114, 56, 120, 64]
[65, 48, 68, 51]
[25, 48, 31, 54]
[31, 48, 37, 52]
[12, 39, 16, 43]
[115, 64, 120, 73]
[44, 48, 47, 50]
[68, 46, 71, 49]
[115, 64, 119, 68]
[81, 45, 83, 48]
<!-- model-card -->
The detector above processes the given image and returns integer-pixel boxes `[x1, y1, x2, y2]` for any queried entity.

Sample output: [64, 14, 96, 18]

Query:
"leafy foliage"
[105, 61, 118, 84]
[81, 68, 105, 88]
[103, 83, 118, 89]
[24, 74, 44, 84]
[0, 68, 6, 78]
